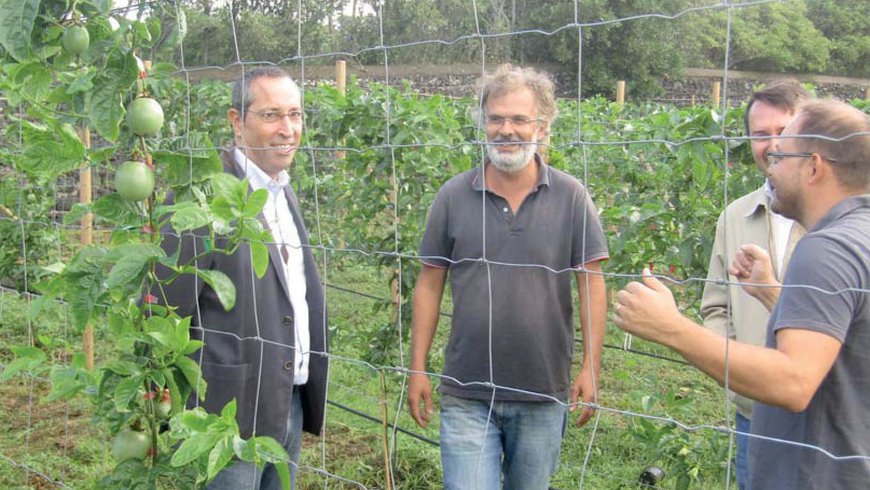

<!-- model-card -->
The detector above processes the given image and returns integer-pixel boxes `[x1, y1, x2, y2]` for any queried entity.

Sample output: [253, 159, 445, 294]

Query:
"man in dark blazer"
[159, 67, 327, 489]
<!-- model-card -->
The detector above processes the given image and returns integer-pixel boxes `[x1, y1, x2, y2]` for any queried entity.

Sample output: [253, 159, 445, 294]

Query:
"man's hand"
[613, 268, 684, 344]
[728, 244, 781, 310]
[569, 366, 598, 427]
[408, 372, 434, 429]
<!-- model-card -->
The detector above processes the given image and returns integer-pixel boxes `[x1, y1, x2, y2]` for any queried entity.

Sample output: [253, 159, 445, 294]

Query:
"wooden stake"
[78, 127, 94, 370]
[336, 60, 346, 95]
[335, 60, 347, 161]
[379, 370, 394, 490]
[616, 80, 626, 106]
[712, 81, 721, 109]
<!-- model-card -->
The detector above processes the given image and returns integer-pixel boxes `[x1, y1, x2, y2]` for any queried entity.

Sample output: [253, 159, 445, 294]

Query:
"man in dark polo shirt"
[407, 64, 609, 490]
[614, 100, 870, 489]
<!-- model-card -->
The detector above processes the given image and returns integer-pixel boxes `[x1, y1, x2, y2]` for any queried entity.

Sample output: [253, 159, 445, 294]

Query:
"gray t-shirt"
[748, 195, 870, 489]
[420, 161, 608, 402]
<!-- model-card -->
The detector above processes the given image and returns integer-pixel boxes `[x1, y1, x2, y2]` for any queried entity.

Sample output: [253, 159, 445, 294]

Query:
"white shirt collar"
[233, 148, 290, 191]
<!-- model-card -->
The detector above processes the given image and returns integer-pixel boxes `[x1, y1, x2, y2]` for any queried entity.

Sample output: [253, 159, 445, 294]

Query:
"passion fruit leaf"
[87, 49, 138, 141]
[153, 149, 223, 186]
[182, 267, 235, 311]
[18, 122, 85, 177]
[0, 0, 40, 62]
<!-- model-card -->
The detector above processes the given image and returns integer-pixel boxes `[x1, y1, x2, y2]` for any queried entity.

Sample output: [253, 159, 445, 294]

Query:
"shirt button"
[283, 361, 293, 371]
[503, 207, 509, 213]
[283, 315, 293, 325]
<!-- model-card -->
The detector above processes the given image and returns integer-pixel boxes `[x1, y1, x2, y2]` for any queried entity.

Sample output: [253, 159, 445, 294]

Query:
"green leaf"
[68, 71, 96, 94]
[210, 173, 240, 198]
[92, 194, 142, 226]
[47, 364, 86, 401]
[242, 189, 268, 218]
[170, 206, 212, 233]
[86, 84, 124, 142]
[233, 436, 256, 462]
[220, 399, 237, 421]
[103, 360, 141, 377]
[0, 346, 46, 380]
[146, 331, 175, 349]
[88, 144, 119, 163]
[171, 315, 192, 350]
[171, 431, 225, 467]
[106, 254, 150, 290]
[18, 123, 86, 177]
[176, 407, 212, 433]
[113, 375, 143, 412]
[250, 241, 269, 278]
[174, 356, 207, 399]
[87, 49, 139, 141]
[185, 268, 235, 311]
[105, 243, 165, 262]
[252, 436, 289, 464]
[162, 367, 183, 415]
[64, 247, 106, 330]
[207, 437, 235, 480]
[8, 61, 52, 103]
[0, 0, 39, 61]
[209, 196, 237, 222]
[154, 150, 223, 186]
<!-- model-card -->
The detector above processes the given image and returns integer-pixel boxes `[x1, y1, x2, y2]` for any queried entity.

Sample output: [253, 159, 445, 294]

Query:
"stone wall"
[288, 64, 870, 105]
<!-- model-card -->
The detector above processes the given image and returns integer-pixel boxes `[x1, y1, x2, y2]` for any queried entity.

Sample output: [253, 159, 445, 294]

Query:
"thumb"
[641, 267, 667, 292]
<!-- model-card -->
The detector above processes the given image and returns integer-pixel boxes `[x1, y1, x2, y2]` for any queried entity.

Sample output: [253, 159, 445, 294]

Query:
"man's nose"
[276, 116, 298, 135]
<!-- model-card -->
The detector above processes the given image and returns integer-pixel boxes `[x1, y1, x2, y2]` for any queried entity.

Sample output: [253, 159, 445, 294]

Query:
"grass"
[0, 257, 738, 489]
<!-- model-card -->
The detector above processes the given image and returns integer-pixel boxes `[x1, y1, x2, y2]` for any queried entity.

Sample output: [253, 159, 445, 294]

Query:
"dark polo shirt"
[748, 195, 870, 489]
[420, 160, 608, 402]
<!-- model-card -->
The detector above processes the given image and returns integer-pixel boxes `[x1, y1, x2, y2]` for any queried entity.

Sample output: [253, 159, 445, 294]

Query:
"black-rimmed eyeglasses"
[766, 151, 838, 167]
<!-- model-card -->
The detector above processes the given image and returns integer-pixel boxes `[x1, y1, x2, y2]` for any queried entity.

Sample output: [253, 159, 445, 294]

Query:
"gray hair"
[475, 63, 558, 130]
[231, 66, 298, 117]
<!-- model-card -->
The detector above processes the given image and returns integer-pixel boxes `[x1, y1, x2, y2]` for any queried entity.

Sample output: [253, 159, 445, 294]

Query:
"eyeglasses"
[484, 115, 541, 128]
[250, 110, 304, 124]
[766, 151, 838, 167]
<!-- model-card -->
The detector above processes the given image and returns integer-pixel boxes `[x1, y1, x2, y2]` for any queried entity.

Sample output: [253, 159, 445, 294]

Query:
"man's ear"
[537, 121, 549, 142]
[807, 153, 825, 184]
[228, 108, 242, 138]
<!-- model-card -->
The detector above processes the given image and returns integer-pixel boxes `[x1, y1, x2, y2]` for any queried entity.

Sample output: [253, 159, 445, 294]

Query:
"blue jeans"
[439, 393, 567, 490]
[735, 413, 750, 490]
[207, 387, 304, 490]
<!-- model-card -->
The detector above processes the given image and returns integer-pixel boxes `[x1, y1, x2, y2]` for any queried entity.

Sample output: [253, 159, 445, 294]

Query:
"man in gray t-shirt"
[614, 100, 870, 489]
[407, 64, 609, 490]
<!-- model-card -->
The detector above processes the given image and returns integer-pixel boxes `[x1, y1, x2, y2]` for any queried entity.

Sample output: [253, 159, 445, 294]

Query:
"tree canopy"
[173, 0, 870, 97]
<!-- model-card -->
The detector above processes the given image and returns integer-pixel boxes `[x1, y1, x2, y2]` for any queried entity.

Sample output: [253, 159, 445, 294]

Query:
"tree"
[806, 1, 870, 78]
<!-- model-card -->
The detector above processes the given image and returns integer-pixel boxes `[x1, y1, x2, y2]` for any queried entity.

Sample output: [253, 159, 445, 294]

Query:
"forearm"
[752, 285, 781, 312]
[577, 266, 606, 371]
[410, 266, 446, 372]
[664, 319, 830, 412]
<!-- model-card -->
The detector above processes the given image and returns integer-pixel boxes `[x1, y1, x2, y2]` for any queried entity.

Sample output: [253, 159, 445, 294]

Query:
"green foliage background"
[175, 0, 870, 98]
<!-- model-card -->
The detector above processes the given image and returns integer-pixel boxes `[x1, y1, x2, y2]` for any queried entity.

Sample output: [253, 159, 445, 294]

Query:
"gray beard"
[486, 139, 538, 173]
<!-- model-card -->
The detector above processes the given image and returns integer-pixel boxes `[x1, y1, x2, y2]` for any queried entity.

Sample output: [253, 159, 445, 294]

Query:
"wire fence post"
[616, 80, 626, 106]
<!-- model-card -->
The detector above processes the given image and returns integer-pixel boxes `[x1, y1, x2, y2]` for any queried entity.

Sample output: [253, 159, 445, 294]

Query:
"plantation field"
[2, 259, 734, 489]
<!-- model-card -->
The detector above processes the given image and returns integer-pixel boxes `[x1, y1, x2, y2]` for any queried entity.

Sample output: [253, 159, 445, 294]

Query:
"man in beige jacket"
[700, 79, 810, 489]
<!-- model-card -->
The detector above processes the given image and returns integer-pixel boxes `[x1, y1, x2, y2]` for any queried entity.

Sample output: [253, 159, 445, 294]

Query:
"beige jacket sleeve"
[701, 210, 734, 339]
